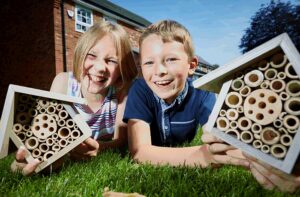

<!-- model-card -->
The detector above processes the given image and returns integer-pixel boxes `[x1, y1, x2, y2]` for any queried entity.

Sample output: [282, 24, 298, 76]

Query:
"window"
[103, 15, 117, 25]
[75, 5, 93, 33]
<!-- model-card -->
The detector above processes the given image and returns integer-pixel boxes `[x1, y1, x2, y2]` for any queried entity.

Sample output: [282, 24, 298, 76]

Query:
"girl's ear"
[188, 56, 198, 75]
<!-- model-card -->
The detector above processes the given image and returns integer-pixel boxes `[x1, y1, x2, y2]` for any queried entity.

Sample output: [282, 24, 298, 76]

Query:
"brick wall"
[0, 0, 56, 113]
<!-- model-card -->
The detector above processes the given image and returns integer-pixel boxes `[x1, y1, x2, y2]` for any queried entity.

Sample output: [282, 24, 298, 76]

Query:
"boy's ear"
[188, 56, 198, 75]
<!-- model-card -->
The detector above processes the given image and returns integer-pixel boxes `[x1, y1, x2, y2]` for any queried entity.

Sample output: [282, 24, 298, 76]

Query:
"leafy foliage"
[239, 0, 300, 53]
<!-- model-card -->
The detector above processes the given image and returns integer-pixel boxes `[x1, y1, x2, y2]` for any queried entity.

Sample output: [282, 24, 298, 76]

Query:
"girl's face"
[82, 34, 120, 95]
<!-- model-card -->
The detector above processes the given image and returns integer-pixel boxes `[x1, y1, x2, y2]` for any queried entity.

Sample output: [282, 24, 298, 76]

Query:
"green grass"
[0, 130, 299, 197]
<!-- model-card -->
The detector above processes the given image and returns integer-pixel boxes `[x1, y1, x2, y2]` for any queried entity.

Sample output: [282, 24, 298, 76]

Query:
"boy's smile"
[141, 34, 197, 104]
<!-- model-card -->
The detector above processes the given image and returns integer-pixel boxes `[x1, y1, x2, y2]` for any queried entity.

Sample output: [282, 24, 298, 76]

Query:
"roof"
[197, 55, 211, 66]
[82, 0, 151, 27]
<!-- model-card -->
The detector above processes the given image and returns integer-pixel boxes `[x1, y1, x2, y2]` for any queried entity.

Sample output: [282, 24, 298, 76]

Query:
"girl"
[11, 20, 137, 175]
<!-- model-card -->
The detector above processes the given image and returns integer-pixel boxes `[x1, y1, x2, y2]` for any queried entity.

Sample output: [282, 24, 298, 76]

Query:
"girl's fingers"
[208, 143, 235, 154]
[226, 149, 246, 160]
[11, 160, 26, 173]
[201, 133, 223, 144]
[212, 154, 249, 168]
[22, 159, 40, 176]
[15, 146, 27, 163]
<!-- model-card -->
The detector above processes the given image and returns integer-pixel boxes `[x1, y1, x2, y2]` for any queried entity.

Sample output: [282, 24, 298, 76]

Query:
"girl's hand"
[70, 137, 99, 161]
[201, 131, 249, 168]
[245, 154, 300, 193]
[10, 146, 41, 176]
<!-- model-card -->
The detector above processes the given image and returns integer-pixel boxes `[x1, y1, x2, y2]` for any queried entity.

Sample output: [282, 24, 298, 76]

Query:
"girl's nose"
[94, 61, 106, 72]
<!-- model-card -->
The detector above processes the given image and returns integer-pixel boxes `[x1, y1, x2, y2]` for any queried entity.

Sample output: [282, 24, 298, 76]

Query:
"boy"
[123, 20, 249, 167]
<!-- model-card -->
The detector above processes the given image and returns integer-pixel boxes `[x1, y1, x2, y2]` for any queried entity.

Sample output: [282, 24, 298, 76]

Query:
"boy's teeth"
[156, 80, 170, 85]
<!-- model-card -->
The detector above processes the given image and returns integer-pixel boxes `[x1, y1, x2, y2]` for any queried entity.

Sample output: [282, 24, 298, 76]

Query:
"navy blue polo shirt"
[123, 78, 216, 146]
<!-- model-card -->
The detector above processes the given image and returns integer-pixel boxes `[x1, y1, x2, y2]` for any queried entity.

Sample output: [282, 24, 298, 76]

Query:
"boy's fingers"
[226, 149, 246, 160]
[208, 143, 235, 154]
[249, 164, 275, 190]
[213, 154, 249, 168]
[84, 138, 99, 150]
[22, 159, 40, 176]
[15, 146, 27, 163]
[10, 160, 26, 173]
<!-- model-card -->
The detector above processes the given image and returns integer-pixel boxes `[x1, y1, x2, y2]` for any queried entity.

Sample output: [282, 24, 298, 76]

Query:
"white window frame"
[75, 5, 93, 33]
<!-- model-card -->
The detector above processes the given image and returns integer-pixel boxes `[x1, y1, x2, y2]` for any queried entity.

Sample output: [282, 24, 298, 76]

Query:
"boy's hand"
[245, 154, 300, 193]
[201, 131, 249, 168]
[11, 146, 41, 176]
[70, 137, 99, 161]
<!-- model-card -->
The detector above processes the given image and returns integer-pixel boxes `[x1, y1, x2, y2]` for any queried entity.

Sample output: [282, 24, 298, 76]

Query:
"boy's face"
[140, 34, 197, 104]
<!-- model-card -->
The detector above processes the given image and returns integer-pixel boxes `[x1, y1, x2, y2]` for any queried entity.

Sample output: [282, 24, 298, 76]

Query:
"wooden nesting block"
[193, 33, 300, 174]
[0, 85, 92, 173]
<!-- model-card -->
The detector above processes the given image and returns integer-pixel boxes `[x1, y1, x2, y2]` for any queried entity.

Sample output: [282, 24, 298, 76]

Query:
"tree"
[239, 0, 300, 54]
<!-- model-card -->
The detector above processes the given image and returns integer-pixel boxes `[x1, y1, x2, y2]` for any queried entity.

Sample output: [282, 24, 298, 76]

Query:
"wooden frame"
[193, 33, 300, 173]
[0, 84, 92, 173]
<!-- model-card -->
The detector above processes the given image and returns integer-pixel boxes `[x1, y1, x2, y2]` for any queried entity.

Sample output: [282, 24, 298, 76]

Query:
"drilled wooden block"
[194, 33, 300, 173]
[0, 85, 92, 172]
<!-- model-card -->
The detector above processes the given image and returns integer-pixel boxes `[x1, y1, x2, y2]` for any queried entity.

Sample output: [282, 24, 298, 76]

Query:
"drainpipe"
[60, 0, 67, 72]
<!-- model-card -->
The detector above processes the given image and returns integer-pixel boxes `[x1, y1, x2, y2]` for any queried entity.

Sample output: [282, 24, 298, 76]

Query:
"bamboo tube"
[225, 129, 240, 140]
[39, 143, 49, 153]
[74, 125, 79, 130]
[237, 106, 244, 113]
[226, 109, 239, 121]
[71, 130, 81, 139]
[16, 112, 30, 124]
[260, 80, 270, 89]
[237, 117, 252, 131]
[261, 127, 280, 145]
[270, 79, 286, 93]
[26, 130, 33, 137]
[46, 138, 54, 146]
[258, 60, 269, 71]
[52, 144, 60, 152]
[286, 80, 300, 97]
[244, 70, 264, 88]
[38, 108, 46, 114]
[52, 133, 58, 140]
[270, 53, 287, 68]
[251, 123, 262, 134]
[19, 94, 30, 103]
[283, 114, 299, 130]
[273, 119, 283, 128]
[32, 148, 42, 158]
[59, 139, 68, 147]
[277, 72, 286, 80]
[52, 114, 59, 121]
[280, 134, 292, 146]
[22, 125, 31, 132]
[279, 127, 289, 134]
[261, 145, 270, 154]
[216, 117, 230, 131]
[254, 133, 261, 140]
[285, 63, 299, 79]
[279, 112, 287, 120]
[43, 151, 55, 161]
[253, 140, 262, 149]
[240, 131, 253, 144]
[287, 129, 297, 134]
[239, 85, 251, 97]
[219, 109, 226, 117]
[264, 68, 277, 80]
[58, 127, 71, 139]
[229, 121, 238, 129]
[244, 89, 282, 125]
[16, 104, 27, 112]
[58, 110, 69, 120]
[17, 132, 26, 141]
[49, 100, 58, 106]
[28, 108, 38, 117]
[279, 92, 290, 101]
[36, 156, 43, 162]
[25, 137, 39, 150]
[284, 97, 300, 116]
[58, 119, 66, 127]
[38, 137, 46, 143]
[56, 104, 64, 111]
[46, 105, 56, 114]
[38, 99, 50, 108]
[236, 71, 244, 79]
[66, 119, 75, 128]
[231, 78, 244, 91]
[225, 92, 243, 109]
[13, 123, 23, 133]
[270, 144, 287, 159]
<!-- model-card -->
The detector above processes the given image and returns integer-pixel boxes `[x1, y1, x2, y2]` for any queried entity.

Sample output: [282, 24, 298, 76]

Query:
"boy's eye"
[106, 58, 119, 66]
[165, 57, 178, 63]
[143, 61, 154, 66]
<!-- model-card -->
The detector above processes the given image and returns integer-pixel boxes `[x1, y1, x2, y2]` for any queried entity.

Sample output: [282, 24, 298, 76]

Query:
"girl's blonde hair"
[139, 20, 195, 61]
[73, 20, 137, 89]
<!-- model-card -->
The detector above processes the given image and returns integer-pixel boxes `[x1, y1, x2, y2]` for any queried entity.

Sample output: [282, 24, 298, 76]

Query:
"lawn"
[0, 131, 299, 197]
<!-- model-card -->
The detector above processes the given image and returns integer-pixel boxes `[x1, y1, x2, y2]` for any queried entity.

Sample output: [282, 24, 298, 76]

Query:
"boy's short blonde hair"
[139, 20, 195, 61]
[73, 20, 137, 89]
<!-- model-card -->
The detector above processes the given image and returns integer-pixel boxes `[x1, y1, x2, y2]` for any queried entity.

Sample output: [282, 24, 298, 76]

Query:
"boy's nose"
[155, 63, 167, 76]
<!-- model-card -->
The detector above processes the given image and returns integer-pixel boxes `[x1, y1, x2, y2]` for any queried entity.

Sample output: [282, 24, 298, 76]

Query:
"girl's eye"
[86, 53, 97, 59]
[106, 58, 119, 66]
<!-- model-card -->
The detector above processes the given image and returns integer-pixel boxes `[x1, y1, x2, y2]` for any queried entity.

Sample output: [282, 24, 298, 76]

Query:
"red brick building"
[0, 0, 150, 112]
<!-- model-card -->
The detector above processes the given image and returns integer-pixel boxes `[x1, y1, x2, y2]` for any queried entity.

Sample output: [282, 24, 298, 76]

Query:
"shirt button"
[164, 126, 168, 130]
